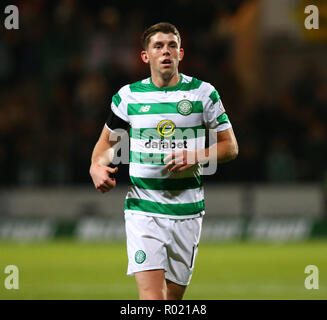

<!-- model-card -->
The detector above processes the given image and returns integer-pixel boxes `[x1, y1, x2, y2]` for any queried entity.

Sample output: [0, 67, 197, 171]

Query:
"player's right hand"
[89, 164, 118, 193]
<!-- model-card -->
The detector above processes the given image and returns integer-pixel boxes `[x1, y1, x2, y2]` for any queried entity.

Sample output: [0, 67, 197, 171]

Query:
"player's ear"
[178, 48, 184, 61]
[141, 50, 149, 64]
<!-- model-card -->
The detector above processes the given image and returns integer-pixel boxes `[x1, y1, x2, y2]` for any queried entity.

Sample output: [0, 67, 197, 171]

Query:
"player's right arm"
[89, 125, 119, 193]
[90, 86, 130, 193]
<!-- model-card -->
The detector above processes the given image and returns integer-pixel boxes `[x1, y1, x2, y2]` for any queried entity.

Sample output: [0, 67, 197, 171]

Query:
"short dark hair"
[141, 22, 181, 50]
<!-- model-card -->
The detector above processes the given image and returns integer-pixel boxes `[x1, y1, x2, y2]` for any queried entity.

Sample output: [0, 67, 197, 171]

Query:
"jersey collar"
[149, 73, 183, 91]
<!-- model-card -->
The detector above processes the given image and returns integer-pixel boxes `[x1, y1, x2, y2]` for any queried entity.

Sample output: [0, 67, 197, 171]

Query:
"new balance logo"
[139, 105, 151, 112]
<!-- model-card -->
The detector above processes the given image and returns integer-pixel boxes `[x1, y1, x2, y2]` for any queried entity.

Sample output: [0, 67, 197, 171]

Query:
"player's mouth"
[161, 59, 172, 66]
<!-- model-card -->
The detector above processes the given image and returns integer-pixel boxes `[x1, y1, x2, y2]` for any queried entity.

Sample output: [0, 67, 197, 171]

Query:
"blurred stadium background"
[0, 0, 327, 299]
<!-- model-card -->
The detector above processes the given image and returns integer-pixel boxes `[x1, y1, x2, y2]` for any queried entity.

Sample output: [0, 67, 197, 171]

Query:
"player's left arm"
[163, 128, 238, 172]
[210, 127, 239, 164]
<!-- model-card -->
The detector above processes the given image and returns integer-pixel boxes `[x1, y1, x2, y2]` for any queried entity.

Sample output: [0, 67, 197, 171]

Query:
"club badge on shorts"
[135, 250, 146, 264]
[177, 99, 193, 116]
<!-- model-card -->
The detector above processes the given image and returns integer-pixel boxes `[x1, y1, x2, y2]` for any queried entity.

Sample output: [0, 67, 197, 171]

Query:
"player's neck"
[151, 72, 180, 88]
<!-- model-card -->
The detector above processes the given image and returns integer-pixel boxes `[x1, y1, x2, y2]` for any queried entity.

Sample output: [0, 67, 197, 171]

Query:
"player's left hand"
[163, 150, 198, 173]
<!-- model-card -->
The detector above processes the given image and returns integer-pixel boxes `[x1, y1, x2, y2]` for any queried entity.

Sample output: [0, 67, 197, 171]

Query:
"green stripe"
[209, 89, 220, 105]
[130, 125, 206, 139]
[217, 113, 229, 125]
[112, 92, 122, 107]
[125, 198, 204, 216]
[179, 78, 202, 91]
[130, 151, 200, 166]
[128, 101, 203, 115]
[130, 151, 166, 165]
[130, 176, 202, 190]
[129, 77, 202, 92]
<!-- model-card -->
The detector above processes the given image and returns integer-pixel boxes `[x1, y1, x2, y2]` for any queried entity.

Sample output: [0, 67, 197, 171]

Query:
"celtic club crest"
[177, 100, 193, 116]
[135, 250, 146, 264]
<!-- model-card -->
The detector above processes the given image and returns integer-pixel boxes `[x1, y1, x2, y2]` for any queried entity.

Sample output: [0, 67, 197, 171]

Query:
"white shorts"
[124, 211, 202, 286]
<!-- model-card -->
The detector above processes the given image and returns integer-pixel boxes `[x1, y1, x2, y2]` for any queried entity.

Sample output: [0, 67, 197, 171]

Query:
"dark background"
[0, 0, 326, 187]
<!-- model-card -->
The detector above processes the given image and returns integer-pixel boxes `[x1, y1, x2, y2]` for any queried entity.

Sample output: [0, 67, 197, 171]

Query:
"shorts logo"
[177, 100, 193, 116]
[157, 120, 176, 137]
[135, 250, 146, 264]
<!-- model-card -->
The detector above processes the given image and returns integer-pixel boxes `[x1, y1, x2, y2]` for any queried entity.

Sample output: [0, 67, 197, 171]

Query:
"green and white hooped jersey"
[106, 73, 232, 219]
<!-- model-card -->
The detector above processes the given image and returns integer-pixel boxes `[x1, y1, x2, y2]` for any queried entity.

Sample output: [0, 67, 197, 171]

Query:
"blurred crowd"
[0, 0, 326, 187]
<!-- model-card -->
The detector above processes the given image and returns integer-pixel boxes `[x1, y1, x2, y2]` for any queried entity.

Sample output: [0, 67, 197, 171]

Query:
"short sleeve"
[202, 84, 232, 132]
[105, 85, 130, 131]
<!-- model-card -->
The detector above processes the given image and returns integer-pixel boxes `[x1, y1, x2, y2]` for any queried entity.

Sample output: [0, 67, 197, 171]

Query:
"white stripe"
[124, 88, 208, 104]
[126, 186, 204, 205]
[111, 103, 129, 123]
[129, 162, 202, 179]
[181, 73, 193, 83]
[217, 122, 232, 132]
[130, 136, 205, 153]
[141, 78, 150, 84]
[128, 113, 202, 128]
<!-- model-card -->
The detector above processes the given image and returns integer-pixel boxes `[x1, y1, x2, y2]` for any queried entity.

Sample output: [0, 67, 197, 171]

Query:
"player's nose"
[162, 44, 171, 55]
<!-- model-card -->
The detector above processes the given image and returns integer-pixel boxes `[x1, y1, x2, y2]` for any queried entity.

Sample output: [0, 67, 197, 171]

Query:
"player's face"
[141, 32, 184, 79]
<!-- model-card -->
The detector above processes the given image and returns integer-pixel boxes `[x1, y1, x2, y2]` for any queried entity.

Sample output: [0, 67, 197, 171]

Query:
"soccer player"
[89, 22, 238, 300]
